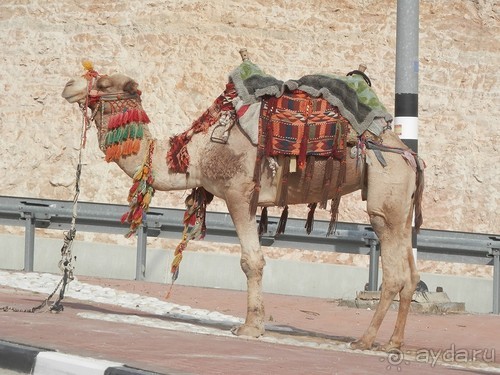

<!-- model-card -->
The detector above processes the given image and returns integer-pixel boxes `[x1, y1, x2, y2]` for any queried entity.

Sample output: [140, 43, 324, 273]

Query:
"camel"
[61, 56, 424, 352]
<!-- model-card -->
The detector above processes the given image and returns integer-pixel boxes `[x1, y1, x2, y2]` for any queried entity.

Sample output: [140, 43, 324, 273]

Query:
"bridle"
[79, 68, 142, 147]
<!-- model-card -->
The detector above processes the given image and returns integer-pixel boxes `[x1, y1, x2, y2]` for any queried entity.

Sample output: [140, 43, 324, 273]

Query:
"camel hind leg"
[351, 151, 419, 351]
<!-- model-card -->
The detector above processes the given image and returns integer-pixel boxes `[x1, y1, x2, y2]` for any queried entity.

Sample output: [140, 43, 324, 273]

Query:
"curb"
[0, 340, 164, 374]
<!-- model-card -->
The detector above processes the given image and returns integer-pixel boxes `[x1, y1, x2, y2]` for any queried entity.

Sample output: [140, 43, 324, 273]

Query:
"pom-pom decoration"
[82, 60, 94, 71]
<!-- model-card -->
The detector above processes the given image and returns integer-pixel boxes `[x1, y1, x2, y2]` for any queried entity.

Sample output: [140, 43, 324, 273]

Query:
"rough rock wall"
[0, 0, 498, 233]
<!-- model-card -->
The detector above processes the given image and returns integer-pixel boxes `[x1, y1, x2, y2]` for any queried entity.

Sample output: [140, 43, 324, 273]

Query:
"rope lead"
[1, 73, 89, 313]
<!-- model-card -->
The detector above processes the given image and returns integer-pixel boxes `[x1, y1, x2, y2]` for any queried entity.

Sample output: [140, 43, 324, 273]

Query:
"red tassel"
[120, 212, 129, 224]
[107, 115, 116, 130]
[132, 208, 143, 221]
[110, 113, 118, 129]
[128, 181, 140, 197]
[122, 111, 130, 125]
[130, 108, 139, 122]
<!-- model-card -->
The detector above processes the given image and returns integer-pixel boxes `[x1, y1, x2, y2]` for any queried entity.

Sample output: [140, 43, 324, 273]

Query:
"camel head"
[61, 73, 139, 108]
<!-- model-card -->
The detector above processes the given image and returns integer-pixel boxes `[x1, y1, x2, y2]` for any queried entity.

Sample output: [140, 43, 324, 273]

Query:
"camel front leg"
[225, 195, 266, 337]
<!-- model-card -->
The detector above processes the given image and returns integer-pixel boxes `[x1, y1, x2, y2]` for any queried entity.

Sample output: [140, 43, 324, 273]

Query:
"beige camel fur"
[62, 69, 424, 351]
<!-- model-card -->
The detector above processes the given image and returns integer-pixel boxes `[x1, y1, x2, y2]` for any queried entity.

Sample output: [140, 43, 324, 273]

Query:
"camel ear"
[124, 80, 139, 94]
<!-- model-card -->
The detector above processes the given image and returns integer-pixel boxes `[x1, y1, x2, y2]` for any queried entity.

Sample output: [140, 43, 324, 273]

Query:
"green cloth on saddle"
[229, 60, 391, 135]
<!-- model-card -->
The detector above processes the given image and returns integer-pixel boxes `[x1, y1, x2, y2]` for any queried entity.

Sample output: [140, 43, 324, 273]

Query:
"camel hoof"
[231, 324, 264, 338]
[350, 339, 373, 351]
[381, 342, 402, 353]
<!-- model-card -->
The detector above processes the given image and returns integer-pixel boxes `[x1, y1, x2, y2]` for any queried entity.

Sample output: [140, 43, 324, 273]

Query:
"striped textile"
[259, 90, 349, 168]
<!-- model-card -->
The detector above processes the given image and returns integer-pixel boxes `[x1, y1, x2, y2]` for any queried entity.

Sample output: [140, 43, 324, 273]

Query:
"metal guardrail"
[0, 195, 499, 313]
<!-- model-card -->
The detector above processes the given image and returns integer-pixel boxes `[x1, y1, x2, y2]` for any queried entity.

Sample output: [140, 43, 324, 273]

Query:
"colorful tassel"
[121, 141, 156, 237]
[104, 106, 149, 163]
[166, 188, 213, 298]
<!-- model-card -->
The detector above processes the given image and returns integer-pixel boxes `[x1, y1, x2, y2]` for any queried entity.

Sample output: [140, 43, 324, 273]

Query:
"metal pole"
[24, 213, 35, 272]
[368, 239, 380, 291]
[488, 238, 500, 314]
[136, 224, 147, 280]
[493, 251, 499, 314]
[395, 0, 419, 264]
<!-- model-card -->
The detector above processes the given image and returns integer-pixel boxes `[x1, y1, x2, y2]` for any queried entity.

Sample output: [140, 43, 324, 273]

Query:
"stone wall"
[0, 0, 498, 233]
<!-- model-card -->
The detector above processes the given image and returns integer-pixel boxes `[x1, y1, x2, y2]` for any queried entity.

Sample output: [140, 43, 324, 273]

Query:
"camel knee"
[382, 278, 405, 294]
[369, 215, 386, 238]
[394, 274, 420, 301]
[240, 253, 265, 278]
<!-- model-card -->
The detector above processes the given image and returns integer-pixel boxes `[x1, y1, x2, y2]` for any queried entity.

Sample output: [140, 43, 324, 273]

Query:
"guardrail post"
[136, 224, 147, 280]
[487, 237, 500, 314]
[368, 239, 380, 291]
[23, 212, 35, 272]
[363, 228, 380, 291]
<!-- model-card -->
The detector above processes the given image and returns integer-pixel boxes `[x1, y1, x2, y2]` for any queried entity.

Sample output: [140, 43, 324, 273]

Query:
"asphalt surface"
[0, 273, 499, 374]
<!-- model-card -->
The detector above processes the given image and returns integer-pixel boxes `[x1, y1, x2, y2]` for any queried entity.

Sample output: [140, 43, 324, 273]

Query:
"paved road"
[0, 272, 499, 374]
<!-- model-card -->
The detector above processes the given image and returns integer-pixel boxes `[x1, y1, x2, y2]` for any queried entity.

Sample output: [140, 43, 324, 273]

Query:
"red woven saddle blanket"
[259, 90, 350, 168]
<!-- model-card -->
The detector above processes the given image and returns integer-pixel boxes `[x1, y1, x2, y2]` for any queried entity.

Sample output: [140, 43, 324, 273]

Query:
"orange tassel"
[126, 140, 132, 155]
[132, 139, 141, 153]
[111, 144, 118, 160]
[129, 138, 135, 154]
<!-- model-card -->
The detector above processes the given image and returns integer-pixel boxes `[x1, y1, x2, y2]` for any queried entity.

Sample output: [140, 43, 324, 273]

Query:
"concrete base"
[0, 234, 493, 313]
[339, 291, 466, 313]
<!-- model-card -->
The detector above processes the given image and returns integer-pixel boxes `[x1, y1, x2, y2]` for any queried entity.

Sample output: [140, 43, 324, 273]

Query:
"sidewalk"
[0, 271, 499, 374]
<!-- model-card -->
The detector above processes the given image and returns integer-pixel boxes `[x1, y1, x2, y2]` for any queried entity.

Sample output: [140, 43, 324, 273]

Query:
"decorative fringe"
[303, 155, 315, 200]
[258, 207, 268, 236]
[327, 196, 341, 237]
[121, 140, 156, 237]
[305, 202, 317, 235]
[326, 128, 348, 236]
[276, 205, 288, 235]
[278, 156, 290, 207]
[320, 156, 334, 209]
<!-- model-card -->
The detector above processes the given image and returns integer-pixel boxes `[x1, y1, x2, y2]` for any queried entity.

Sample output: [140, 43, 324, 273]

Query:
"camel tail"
[413, 158, 425, 233]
